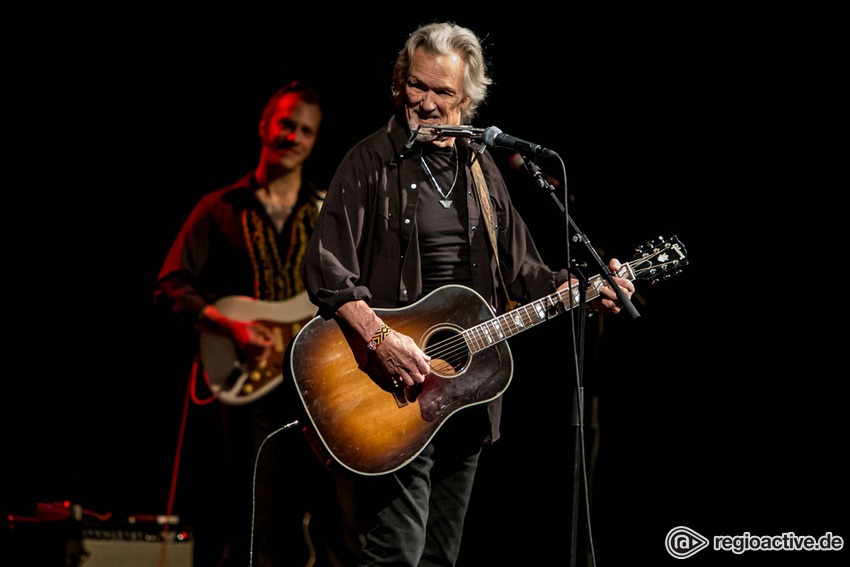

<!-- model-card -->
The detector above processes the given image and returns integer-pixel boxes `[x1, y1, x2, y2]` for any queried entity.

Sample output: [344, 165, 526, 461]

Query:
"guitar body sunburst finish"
[290, 285, 513, 476]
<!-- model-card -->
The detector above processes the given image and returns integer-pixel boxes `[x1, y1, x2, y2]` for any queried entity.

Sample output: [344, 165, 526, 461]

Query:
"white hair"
[392, 22, 492, 123]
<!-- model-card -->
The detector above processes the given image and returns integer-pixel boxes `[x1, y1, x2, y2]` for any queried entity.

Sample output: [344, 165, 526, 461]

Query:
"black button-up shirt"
[303, 114, 567, 318]
[302, 114, 568, 442]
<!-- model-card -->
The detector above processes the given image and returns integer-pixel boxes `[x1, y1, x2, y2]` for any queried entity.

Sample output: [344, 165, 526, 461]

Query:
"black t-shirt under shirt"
[417, 145, 472, 294]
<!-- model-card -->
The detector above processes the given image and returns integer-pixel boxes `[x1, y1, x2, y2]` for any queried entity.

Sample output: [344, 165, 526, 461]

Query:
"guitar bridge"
[390, 383, 422, 407]
[392, 389, 409, 408]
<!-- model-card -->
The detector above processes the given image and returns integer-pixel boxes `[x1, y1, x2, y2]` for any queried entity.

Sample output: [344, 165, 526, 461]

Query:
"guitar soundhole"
[423, 327, 469, 378]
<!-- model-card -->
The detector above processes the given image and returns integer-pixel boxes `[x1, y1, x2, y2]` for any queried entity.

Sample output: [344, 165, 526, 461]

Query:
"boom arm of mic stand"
[524, 158, 640, 319]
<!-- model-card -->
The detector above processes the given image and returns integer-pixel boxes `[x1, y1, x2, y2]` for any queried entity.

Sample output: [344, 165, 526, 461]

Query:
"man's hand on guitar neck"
[336, 300, 431, 388]
[559, 258, 636, 315]
[198, 304, 275, 361]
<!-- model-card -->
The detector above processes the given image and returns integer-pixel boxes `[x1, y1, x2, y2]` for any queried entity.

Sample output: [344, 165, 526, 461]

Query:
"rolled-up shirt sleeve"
[302, 144, 378, 319]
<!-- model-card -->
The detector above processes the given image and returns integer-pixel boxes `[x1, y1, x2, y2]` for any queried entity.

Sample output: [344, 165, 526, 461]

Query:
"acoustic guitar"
[289, 236, 688, 475]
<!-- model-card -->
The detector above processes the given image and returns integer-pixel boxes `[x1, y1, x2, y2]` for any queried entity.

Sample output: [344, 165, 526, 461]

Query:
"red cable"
[159, 358, 217, 566]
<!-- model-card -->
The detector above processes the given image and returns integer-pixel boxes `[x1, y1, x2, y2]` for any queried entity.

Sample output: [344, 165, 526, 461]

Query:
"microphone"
[483, 126, 557, 157]
[418, 125, 558, 158]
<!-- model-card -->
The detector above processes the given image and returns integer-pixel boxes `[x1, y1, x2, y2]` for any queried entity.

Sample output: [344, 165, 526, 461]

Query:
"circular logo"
[665, 526, 709, 559]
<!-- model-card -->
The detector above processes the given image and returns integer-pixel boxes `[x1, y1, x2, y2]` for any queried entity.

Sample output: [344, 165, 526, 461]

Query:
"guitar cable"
[158, 358, 220, 567]
[248, 419, 301, 566]
[163, 354, 305, 566]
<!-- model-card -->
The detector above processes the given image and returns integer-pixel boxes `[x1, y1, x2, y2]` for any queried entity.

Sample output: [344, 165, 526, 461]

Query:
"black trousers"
[355, 406, 490, 567]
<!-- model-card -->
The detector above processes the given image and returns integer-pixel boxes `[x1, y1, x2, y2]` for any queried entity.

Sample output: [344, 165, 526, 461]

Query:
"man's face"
[404, 47, 470, 147]
[259, 92, 321, 171]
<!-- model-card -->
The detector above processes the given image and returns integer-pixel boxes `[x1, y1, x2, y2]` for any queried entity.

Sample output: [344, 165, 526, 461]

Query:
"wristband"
[366, 324, 391, 351]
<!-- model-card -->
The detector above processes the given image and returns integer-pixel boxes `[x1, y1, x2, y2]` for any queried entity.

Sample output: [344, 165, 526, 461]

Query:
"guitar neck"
[463, 264, 636, 353]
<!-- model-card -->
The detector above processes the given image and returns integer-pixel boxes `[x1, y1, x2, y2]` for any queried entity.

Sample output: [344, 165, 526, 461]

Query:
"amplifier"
[4, 504, 193, 567]
[81, 540, 193, 567]
[80, 526, 193, 567]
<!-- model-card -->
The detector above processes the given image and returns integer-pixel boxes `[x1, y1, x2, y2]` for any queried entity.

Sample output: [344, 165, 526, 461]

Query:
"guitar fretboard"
[461, 237, 686, 354]
[463, 273, 618, 354]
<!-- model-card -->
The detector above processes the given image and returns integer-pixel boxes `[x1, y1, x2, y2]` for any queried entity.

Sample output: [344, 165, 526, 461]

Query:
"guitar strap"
[470, 157, 518, 312]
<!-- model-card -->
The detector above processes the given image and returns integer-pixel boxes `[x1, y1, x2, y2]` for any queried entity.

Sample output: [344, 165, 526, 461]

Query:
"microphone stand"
[520, 154, 639, 567]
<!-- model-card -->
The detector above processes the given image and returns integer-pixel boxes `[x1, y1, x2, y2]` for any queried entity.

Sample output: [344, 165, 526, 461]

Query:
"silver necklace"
[420, 151, 459, 209]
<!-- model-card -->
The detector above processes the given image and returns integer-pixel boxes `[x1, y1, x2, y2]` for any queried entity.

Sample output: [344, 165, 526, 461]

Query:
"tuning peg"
[645, 237, 664, 249]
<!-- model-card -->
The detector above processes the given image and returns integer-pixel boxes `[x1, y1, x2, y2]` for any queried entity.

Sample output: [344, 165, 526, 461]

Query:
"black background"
[4, 4, 845, 565]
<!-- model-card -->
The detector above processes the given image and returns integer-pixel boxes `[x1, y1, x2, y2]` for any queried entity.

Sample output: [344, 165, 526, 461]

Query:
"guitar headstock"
[628, 235, 689, 283]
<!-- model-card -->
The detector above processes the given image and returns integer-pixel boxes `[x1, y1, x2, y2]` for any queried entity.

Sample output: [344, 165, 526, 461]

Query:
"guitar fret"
[492, 319, 505, 339]
[502, 315, 518, 336]
[483, 325, 494, 344]
[464, 264, 642, 354]
[511, 312, 525, 329]
[534, 301, 546, 320]
[466, 327, 484, 352]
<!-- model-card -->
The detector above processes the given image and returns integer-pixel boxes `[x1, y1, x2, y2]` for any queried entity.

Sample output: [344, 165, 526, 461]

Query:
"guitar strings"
[420, 247, 683, 372]
[419, 252, 680, 371]
[421, 292, 573, 370]
[422, 305, 541, 362]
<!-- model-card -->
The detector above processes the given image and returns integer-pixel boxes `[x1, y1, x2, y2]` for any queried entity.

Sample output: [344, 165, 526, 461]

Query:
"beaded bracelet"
[366, 324, 391, 351]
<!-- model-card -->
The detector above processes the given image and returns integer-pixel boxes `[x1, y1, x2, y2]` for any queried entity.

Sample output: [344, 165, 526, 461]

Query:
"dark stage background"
[5, 5, 846, 566]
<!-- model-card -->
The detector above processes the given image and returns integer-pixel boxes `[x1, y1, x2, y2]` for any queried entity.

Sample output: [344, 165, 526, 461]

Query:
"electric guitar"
[289, 236, 688, 475]
[198, 291, 317, 405]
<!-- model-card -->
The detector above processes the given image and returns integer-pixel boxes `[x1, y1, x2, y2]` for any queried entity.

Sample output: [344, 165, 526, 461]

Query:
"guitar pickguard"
[198, 292, 316, 405]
